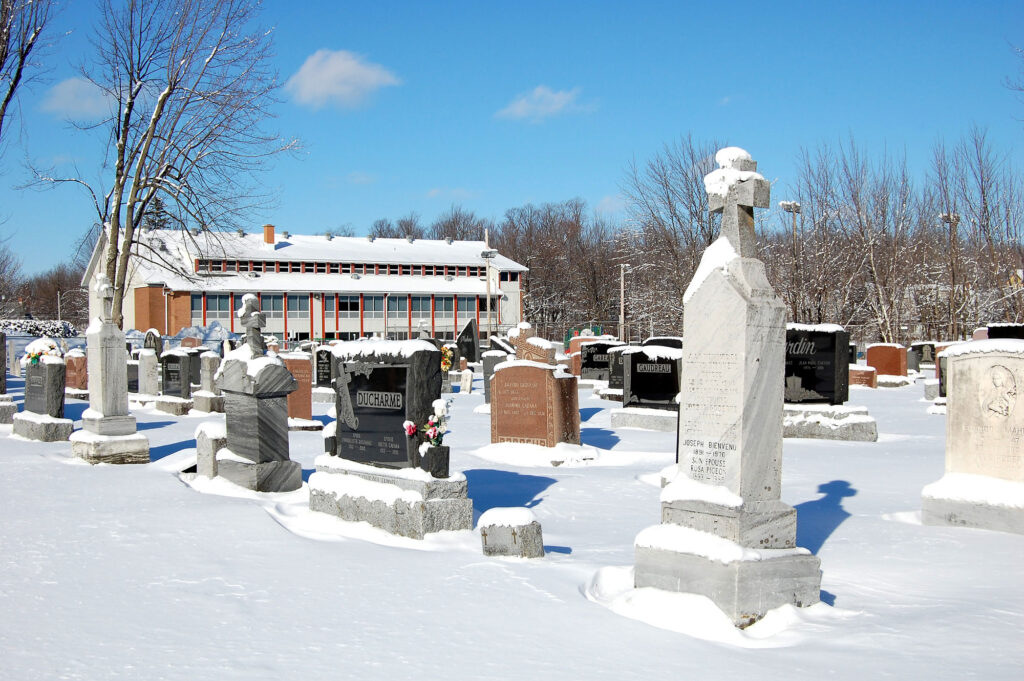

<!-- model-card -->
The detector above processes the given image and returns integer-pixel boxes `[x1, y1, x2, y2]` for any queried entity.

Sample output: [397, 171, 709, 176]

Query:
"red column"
[476, 295, 480, 329]
[334, 294, 339, 332]
[431, 295, 435, 337]
[453, 294, 458, 335]
[201, 293, 207, 326]
[229, 293, 235, 333]
[283, 294, 288, 339]
[310, 292, 315, 339]
[359, 293, 365, 337]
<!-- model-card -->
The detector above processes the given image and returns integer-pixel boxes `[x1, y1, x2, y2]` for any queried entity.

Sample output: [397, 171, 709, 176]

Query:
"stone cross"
[705, 148, 770, 258]
[93, 274, 115, 323]
[238, 293, 267, 355]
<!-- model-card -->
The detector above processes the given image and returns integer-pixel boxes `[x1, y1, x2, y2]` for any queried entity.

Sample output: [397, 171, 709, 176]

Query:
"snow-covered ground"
[1, 375, 1022, 679]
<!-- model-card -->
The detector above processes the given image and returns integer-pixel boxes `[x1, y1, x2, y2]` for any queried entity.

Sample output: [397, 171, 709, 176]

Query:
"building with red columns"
[87, 224, 527, 341]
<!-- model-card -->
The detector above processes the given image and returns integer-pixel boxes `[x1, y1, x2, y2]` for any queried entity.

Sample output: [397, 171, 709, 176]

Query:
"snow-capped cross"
[703, 147, 770, 258]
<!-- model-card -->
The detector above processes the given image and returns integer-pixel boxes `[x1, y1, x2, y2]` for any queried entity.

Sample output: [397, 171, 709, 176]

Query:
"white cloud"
[41, 78, 110, 118]
[285, 49, 401, 109]
[426, 187, 474, 200]
[346, 171, 376, 185]
[596, 194, 625, 215]
[717, 96, 733, 107]
[495, 85, 591, 122]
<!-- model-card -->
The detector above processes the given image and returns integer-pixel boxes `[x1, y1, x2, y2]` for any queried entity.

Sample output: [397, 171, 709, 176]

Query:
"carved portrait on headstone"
[981, 365, 1017, 419]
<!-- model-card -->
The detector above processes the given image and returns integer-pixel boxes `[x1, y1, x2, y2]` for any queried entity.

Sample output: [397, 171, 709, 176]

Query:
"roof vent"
[366, 235, 375, 242]
[406, 236, 415, 243]
[326, 233, 333, 241]
[445, 237, 453, 245]
[236, 229, 245, 237]
[351, 273, 361, 280]
[191, 227, 201, 236]
[445, 275, 454, 282]
[282, 230, 290, 239]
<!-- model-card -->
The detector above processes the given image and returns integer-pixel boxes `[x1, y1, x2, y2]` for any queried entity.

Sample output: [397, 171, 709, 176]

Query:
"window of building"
[207, 294, 232, 320]
[338, 295, 359, 318]
[329, 263, 339, 274]
[238, 261, 250, 272]
[191, 293, 203, 319]
[400, 265, 410, 275]
[389, 331, 409, 340]
[287, 293, 309, 318]
[411, 295, 431, 319]
[325, 295, 335, 313]
[456, 266, 467, 276]
[457, 296, 476, 316]
[423, 265, 434, 276]
[252, 261, 264, 273]
[304, 262, 315, 272]
[339, 331, 359, 341]
[210, 260, 224, 273]
[435, 295, 453, 318]
[341, 263, 351, 274]
[261, 294, 283, 318]
[388, 264, 399, 275]
[315, 262, 326, 273]
[387, 296, 408, 319]
[363, 295, 384, 318]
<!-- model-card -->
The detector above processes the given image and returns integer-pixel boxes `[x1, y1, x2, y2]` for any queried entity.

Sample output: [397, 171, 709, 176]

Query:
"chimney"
[263, 224, 275, 244]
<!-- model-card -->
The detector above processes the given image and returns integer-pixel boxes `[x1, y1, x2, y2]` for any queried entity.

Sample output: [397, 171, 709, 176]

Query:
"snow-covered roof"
[126, 229, 526, 294]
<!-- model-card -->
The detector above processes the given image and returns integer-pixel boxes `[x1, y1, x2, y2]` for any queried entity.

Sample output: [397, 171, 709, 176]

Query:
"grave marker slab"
[482, 350, 508, 404]
[143, 329, 163, 356]
[281, 352, 314, 422]
[65, 350, 88, 391]
[784, 324, 849, 405]
[987, 323, 1024, 340]
[138, 349, 159, 395]
[13, 357, 73, 441]
[866, 343, 907, 377]
[457, 319, 480, 364]
[923, 340, 1024, 533]
[490, 362, 579, 447]
[580, 341, 623, 381]
[315, 346, 334, 387]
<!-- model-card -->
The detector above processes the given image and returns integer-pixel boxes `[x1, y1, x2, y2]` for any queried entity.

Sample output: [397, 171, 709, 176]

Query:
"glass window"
[338, 295, 359, 318]
[456, 266, 467, 276]
[401, 265, 410, 275]
[329, 263, 339, 274]
[191, 294, 203, 320]
[411, 296, 431, 319]
[315, 262, 326, 273]
[287, 293, 309, 318]
[423, 265, 434, 276]
[363, 295, 384, 318]
[341, 263, 351, 274]
[387, 296, 408, 319]
[325, 295, 335, 313]
[261, 294, 283, 318]
[388, 264, 399, 275]
[207, 294, 232, 320]
[435, 296, 453, 318]
[457, 296, 476, 314]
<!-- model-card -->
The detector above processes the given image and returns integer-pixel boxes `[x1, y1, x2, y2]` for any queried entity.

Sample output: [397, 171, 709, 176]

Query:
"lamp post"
[779, 201, 802, 322]
[940, 212, 961, 339]
[56, 288, 87, 323]
[481, 248, 498, 342]
[619, 263, 629, 341]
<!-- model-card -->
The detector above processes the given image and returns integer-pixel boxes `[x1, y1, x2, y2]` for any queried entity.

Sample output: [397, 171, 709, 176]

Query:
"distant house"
[84, 224, 527, 341]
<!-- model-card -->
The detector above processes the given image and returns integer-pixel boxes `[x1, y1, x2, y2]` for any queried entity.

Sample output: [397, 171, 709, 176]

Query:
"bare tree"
[18, 261, 88, 326]
[369, 212, 425, 239]
[0, 0, 55, 156]
[428, 205, 491, 241]
[0, 238, 22, 314]
[34, 0, 296, 328]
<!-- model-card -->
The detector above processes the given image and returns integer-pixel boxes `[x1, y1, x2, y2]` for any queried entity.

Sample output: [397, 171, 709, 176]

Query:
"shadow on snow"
[581, 427, 620, 449]
[464, 468, 558, 524]
[149, 439, 196, 462]
[794, 479, 858, 555]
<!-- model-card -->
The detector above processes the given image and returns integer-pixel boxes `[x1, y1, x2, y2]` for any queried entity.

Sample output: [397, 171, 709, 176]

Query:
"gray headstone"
[138, 349, 159, 395]
[24, 360, 66, 418]
[200, 353, 221, 394]
[144, 330, 163, 356]
[482, 351, 508, 404]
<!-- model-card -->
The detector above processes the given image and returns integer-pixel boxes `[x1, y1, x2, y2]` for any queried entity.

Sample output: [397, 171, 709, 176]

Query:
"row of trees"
[0, 254, 88, 326]
[365, 131, 1021, 345]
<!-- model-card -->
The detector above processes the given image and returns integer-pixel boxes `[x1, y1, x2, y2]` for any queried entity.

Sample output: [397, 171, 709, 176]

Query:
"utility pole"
[481, 232, 498, 344]
[619, 263, 628, 341]
[780, 201, 802, 322]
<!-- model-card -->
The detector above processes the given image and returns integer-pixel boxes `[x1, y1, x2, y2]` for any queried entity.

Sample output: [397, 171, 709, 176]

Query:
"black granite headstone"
[481, 351, 508, 404]
[849, 342, 859, 362]
[187, 348, 204, 386]
[623, 348, 682, 411]
[315, 347, 334, 387]
[127, 361, 139, 393]
[456, 319, 479, 364]
[580, 341, 621, 381]
[608, 346, 628, 390]
[939, 355, 948, 398]
[911, 342, 935, 364]
[642, 336, 683, 349]
[161, 354, 193, 399]
[24, 360, 65, 418]
[489, 336, 516, 355]
[333, 345, 441, 469]
[144, 330, 163, 356]
[987, 324, 1024, 340]
[784, 328, 850, 405]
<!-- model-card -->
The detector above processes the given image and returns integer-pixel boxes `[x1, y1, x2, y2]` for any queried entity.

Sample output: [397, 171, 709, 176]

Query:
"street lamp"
[480, 248, 498, 342]
[779, 201, 802, 322]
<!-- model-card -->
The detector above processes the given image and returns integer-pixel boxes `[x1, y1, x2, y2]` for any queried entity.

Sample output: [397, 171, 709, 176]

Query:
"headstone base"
[877, 374, 914, 388]
[155, 396, 194, 416]
[312, 387, 335, 403]
[288, 417, 323, 431]
[576, 379, 606, 391]
[82, 414, 137, 436]
[65, 387, 89, 401]
[660, 499, 798, 549]
[633, 541, 821, 628]
[0, 395, 15, 424]
[609, 406, 678, 432]
[129, 393, 157, 407]
[192, 392, 225, 413]
[309, 455, 472, 539]
[216, 451, 302, 492]
[782, 404, 878, 442]
[12, 411, 73, 442]
[923, 379, 940, 401]
[70, 430, 150, 465]
[922, 474, 1024, 535]
[595, 387, 623, 402]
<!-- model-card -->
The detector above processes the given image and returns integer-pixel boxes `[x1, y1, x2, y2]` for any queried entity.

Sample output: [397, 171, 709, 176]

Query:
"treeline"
[367, 129, 1022, 344]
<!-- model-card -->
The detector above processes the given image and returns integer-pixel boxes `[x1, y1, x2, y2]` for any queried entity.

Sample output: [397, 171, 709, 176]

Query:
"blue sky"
[2, 0, 1022, 274]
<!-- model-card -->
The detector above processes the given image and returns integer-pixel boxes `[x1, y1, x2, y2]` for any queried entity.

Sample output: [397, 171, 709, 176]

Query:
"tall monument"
[633, 147, 821, 627]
